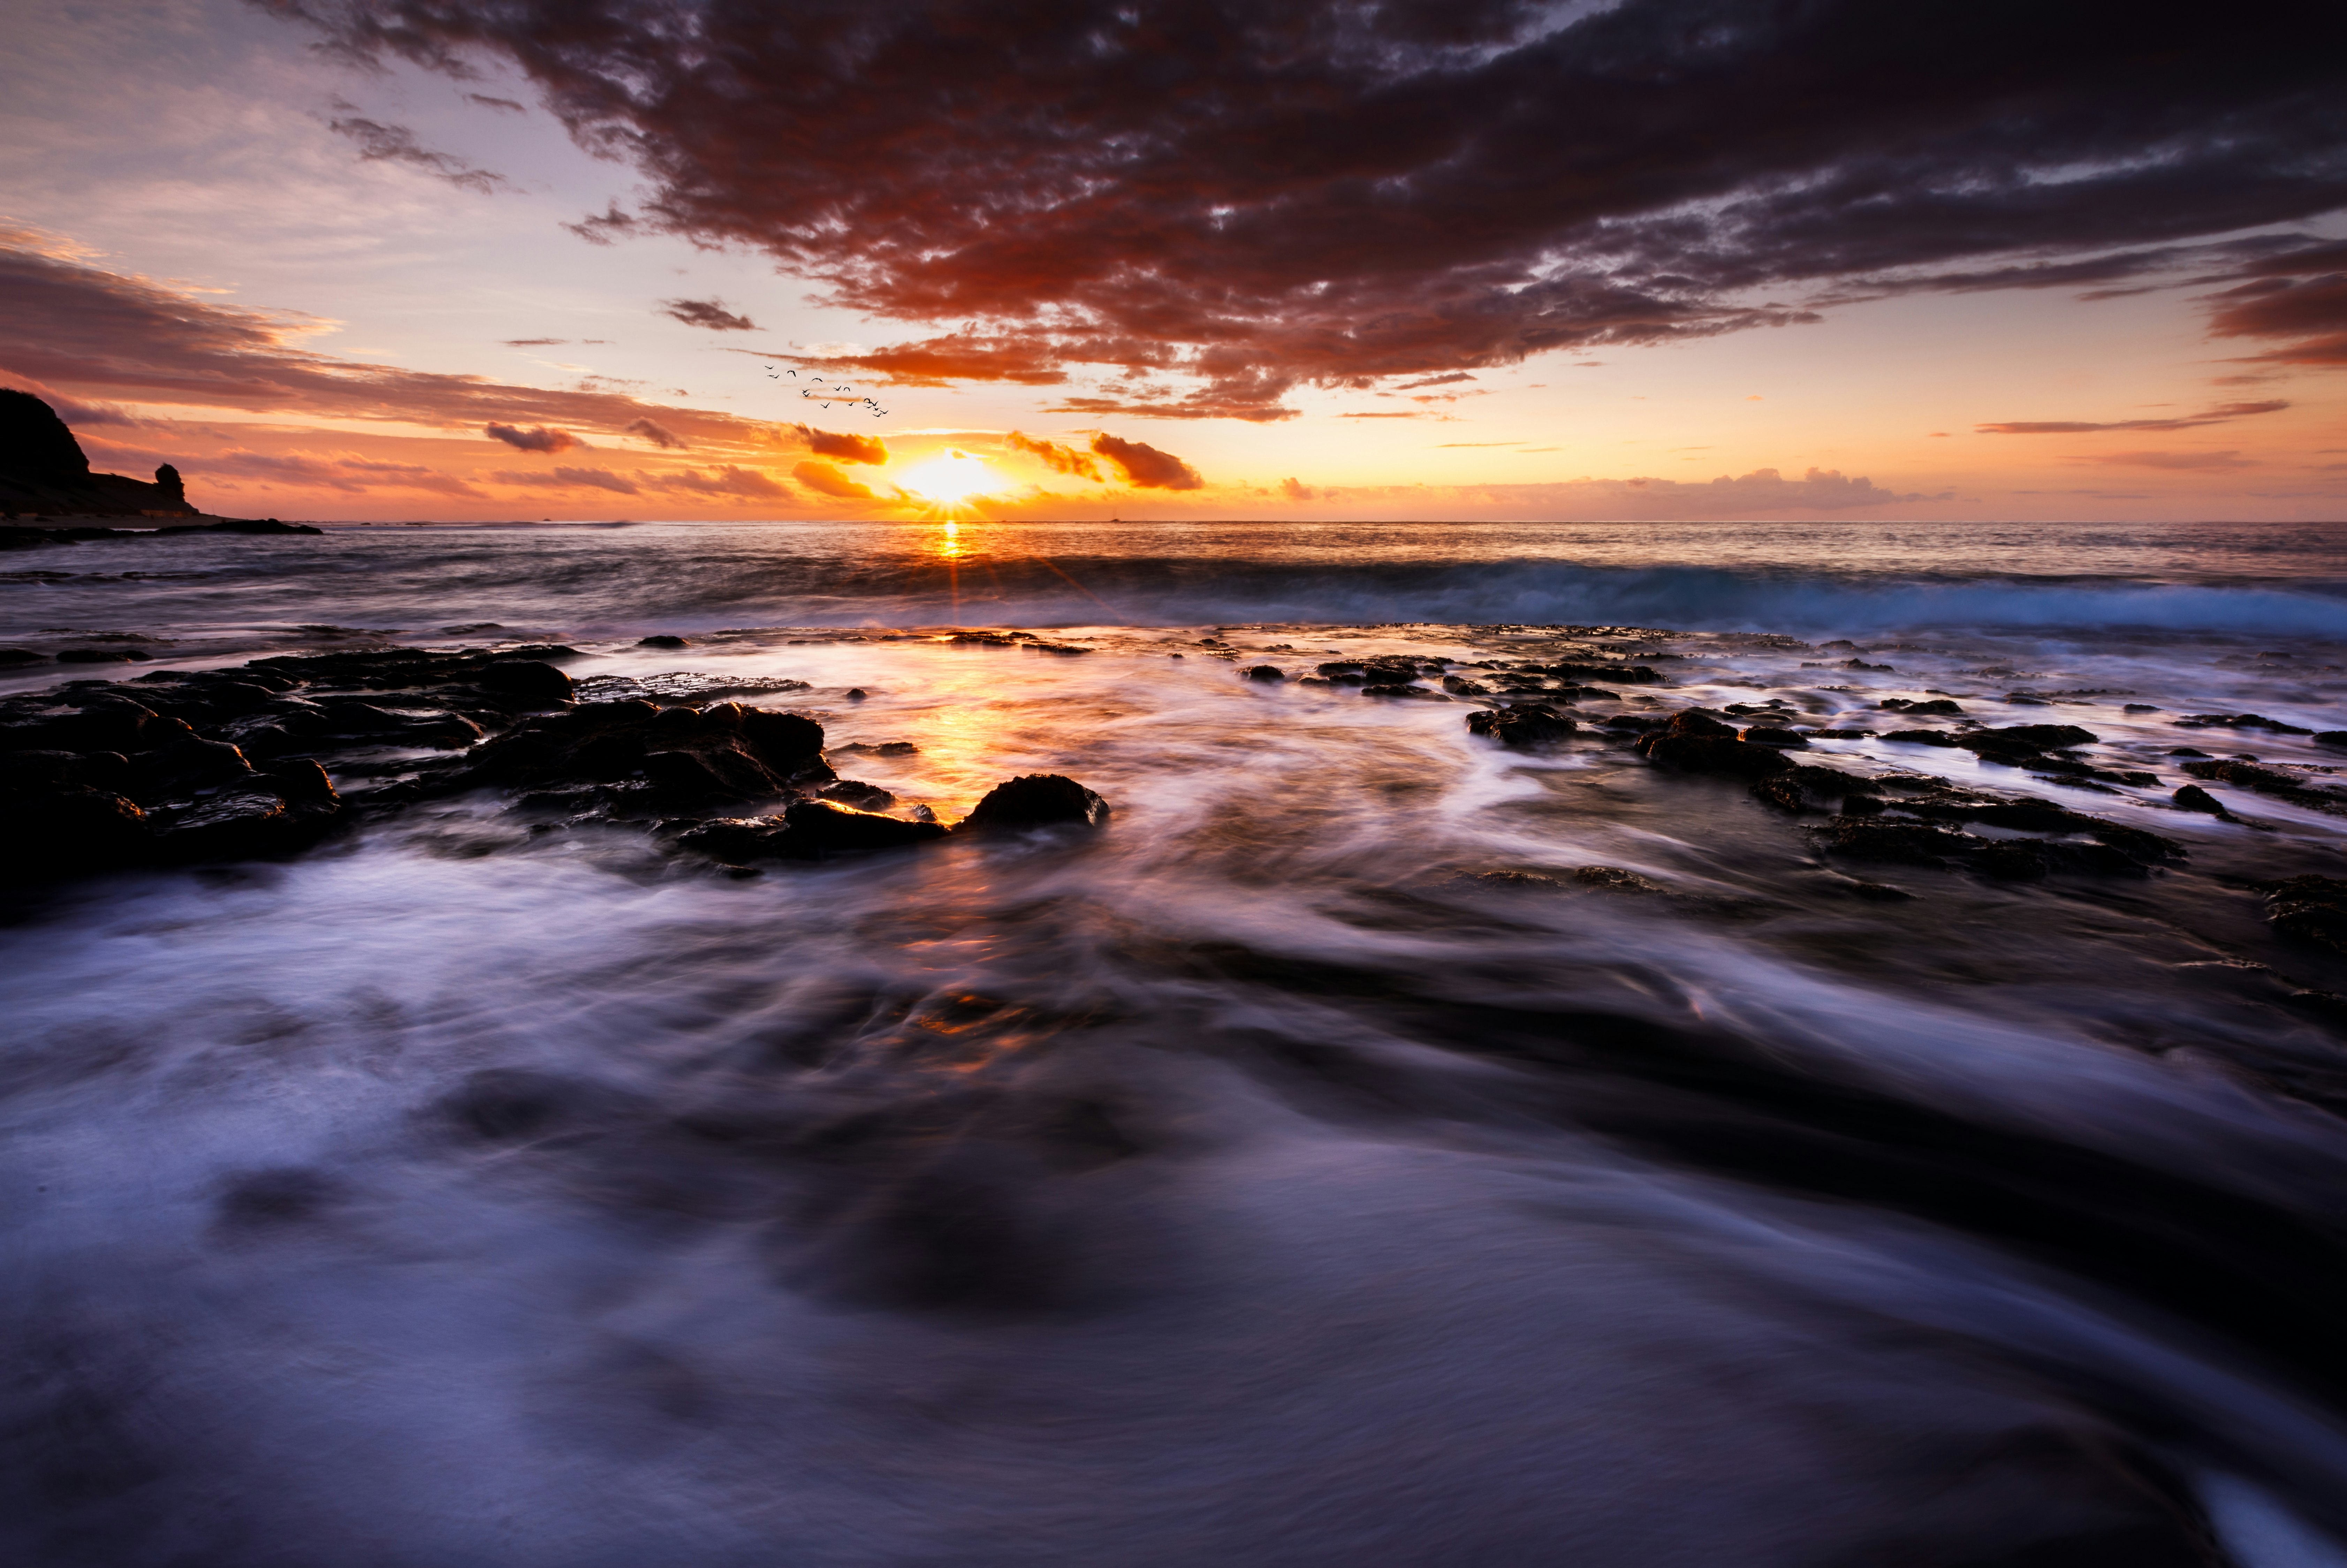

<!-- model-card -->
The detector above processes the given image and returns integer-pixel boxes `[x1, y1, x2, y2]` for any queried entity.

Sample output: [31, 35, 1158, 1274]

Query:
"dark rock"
[1960, 723, 2098, 752]
[56, 648, 150, 664]
[819, 778, 896, 810]
[1640, 733, 1793, 779]
[153, 790, 320, 862]
[0, 648, 45, 667]
[1902, 698, 1965, 716]
[962, 774, 1111, 831]
[845, 687, 869, 700]
[129, 736, 254, 800]
[1441, 675, 1490, 695]
[778, 798, 951, 857]
[1842, 659, 1893, 671]
[2265, 876, 2347, 955]
[1881, 729, 1962, 747]
[1243, 664, 1286, 682]
[0, 790, 151, 884]
[1739, 725, 1808, 747]
[2180, 759, 2347, 813]
[1749, 764, 1862, 813]
[1572, 865, 1667, 893]
[2174, 713, 2313, 734]
[1537, 662, 1662, 685]
[1818, 817, 1974, 866]
[637, 635, 691, 649]
[2171, 784, 2236, 820]
[262, 757, 339, 807]
[1466, 704, 1578, 748]
[2316, 731, 2347, 748]
[479, 660, 572, 705]
[0, 389, 205, 517]
[2169, 747, 2210, 758]
[1656, 709, 1735, 739]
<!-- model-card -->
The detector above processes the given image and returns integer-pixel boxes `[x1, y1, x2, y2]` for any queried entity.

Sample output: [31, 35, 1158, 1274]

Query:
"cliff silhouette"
[0, 388, 200, 519]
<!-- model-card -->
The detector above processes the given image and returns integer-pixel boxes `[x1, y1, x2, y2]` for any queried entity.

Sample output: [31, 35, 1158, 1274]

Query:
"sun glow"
[896, 450, 996, 507]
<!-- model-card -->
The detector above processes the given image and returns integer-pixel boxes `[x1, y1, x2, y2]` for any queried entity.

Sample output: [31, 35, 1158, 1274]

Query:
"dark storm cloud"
[1091, 434, 1202, 491]
[659, 298, 757, 332]
[261, 0, 2347, 417]
[1976, 400, 2290, 435]
[327, 115, 507, 193]
[483, 421, 577, 452]
[0, 231, 769, 443]
[786, 424, 887, 464]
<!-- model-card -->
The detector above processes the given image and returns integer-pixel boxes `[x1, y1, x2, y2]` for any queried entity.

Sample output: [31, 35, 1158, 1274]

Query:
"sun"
[896, 449, 996, 506]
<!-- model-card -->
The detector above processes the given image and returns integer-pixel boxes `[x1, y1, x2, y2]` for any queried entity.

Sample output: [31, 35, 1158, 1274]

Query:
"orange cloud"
[1007, 431, 1101, 481]
[1091, 433, 1202, 490]
[790, 460, 878, 500]
[787, 424, 888, 464]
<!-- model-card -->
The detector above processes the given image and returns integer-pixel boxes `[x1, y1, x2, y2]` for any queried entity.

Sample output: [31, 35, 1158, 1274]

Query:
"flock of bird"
[767, 366, 886, 417]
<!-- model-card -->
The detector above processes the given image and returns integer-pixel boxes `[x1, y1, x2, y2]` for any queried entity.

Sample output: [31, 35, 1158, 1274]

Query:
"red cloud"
[787, 424, 887, 464]
[1091, 434, 1202, 491]
[268, 1, 2344, 418]
[791, 460, 878, 500]
[484, 422, 578, 453]
[1007, 431, 1101, 481]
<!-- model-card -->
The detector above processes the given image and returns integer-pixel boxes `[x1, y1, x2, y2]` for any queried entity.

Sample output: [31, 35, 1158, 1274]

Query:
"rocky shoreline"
[14, 630, 2347, 977]
[0, 643, 1108, 890]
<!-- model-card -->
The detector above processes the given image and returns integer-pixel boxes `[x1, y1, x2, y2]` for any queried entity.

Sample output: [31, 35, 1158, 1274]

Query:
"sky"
[1, 0, 2342, 524]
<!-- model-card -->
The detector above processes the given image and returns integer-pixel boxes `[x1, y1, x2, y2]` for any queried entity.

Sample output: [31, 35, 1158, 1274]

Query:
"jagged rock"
[1739, 725, 1808, 747]
[1243, 665, 1286, 682]
[820, 778, 897, 810]
[638, 635, 691, 649]
[962, 774, 1111, 831]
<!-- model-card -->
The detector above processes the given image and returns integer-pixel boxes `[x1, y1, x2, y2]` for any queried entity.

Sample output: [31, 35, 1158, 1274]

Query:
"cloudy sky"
[2, 0, 2341, 522]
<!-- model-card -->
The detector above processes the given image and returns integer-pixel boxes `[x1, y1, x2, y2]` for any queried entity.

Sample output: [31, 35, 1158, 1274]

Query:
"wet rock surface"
[1, 647, 1110, 889]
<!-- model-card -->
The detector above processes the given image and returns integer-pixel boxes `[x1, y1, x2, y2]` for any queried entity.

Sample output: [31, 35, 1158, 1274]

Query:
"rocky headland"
[0, 389, 321, 542]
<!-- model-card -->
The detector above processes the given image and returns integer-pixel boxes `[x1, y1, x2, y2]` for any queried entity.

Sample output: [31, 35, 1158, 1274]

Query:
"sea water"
[6, 518, 2347, 1565]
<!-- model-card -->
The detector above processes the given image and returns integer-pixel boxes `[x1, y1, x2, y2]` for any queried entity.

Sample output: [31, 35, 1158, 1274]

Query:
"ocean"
[6, 516, 2347, 1566]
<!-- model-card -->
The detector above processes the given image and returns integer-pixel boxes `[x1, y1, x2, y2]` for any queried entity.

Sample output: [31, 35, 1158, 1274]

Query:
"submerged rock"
[2265, 876, 2347, 954]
